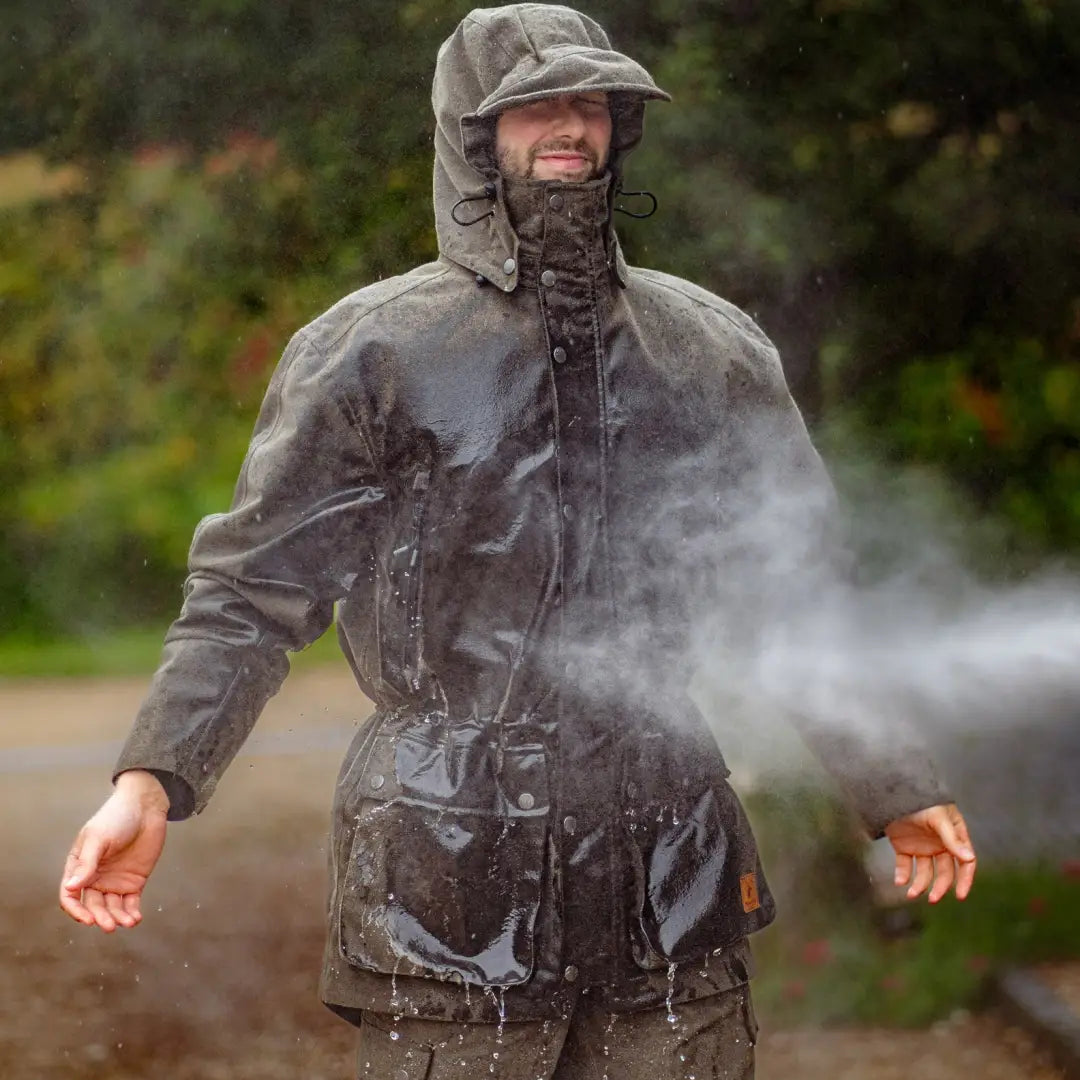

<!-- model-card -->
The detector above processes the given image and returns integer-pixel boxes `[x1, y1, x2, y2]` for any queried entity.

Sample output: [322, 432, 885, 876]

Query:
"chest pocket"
[336, 717, 550, 986]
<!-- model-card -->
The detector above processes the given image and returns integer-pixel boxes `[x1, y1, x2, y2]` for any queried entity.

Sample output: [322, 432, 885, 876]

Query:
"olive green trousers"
[355, 983, 757, 1079]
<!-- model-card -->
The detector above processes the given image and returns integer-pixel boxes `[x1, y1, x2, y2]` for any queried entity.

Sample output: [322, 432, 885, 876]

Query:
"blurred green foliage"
[746, 786, 1080, 1026]
[1, 0, 1077, 638]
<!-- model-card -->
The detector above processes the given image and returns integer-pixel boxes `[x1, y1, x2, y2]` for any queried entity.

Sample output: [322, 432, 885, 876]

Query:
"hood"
[432, 4, 670, 291]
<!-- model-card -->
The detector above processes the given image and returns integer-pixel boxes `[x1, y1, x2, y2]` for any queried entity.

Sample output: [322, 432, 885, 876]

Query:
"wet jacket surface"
[115, 4, 948, 1023]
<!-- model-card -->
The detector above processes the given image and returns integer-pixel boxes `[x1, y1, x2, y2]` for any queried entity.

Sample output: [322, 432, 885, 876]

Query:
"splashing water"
[389, 957, 402, 1014]
[665, 962, 678, 1025]
[601, 1012, 617, 1080]
[484, 986, 507, 1075]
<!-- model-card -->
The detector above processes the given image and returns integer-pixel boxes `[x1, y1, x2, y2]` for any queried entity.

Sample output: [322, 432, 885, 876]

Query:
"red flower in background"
[230, 328, 274, 383]
[205, 132, 279, 178]
[801, 939, 832, 967]
[133, 143, 186, 169]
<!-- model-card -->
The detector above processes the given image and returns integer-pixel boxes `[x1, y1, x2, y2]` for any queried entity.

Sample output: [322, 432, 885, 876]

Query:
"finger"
[894, 852, 914, 888]
[928, 851, 955, 904]
[64, 833, 107, 892]
[908, 855, 934, 899]
[62, 840, 83, 884]
[104, 891, 135, 929]
[59, 885, 96, 926]
[955, 852, 978, 900]
[60, 838, 97, 926]
[122, 891, 143, 924]
[82, 888, 117, 933]
[935, 809, 976, 863]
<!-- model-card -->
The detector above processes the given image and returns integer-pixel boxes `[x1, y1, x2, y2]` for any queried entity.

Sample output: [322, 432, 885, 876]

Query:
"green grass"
[0, 623, 345, 679]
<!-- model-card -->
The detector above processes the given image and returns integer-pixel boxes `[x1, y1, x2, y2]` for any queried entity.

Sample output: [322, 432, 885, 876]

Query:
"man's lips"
[536, 152, 589, 168]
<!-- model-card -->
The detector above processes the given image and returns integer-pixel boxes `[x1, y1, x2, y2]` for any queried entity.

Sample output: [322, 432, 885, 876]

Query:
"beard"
[497, 138, 603, 181]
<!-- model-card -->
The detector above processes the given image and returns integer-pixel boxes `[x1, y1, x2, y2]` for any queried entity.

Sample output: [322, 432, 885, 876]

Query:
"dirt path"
[0, 669, 1062, 1078]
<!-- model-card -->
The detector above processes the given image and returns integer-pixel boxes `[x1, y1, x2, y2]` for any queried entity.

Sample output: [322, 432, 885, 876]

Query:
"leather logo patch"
[740, 872, 761, 913]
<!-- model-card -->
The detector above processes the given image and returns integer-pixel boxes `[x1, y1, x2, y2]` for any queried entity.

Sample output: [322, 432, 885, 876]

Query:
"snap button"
[563, 815, 577, 835]
[548, 193, 564, 211]
[369, 773, 386, 791]
[562, 504, 574, 520]
[503, 257, 516, 275]
[541, 269, 556, 288]
[552, 346, 567, 364]
[517, 792, 536, 811]
[564, 965, 579, 983]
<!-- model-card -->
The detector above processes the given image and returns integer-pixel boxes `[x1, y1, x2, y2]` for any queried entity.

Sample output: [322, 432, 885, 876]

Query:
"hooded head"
[432, 4, 669, 290]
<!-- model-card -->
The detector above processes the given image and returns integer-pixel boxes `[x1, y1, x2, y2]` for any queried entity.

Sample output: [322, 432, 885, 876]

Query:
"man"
[60, 5, 976, 1077]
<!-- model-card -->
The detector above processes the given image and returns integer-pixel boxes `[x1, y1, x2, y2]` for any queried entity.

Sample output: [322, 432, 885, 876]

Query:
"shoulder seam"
[300, 265, 454, 355]
[632, 269, 774, 349]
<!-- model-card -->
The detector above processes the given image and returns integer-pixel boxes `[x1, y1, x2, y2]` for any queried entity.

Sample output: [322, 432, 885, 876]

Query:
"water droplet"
[665, 962, 678, 1025]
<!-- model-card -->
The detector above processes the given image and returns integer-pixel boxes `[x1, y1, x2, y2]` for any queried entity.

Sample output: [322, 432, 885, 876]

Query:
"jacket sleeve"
[719, 316, 950, 838]
[113, 329, 387, 819]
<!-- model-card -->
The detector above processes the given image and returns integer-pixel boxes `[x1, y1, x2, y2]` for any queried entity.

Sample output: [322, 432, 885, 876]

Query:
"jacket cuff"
[845, 770, 952, 839]
[112, 764, 197, 822]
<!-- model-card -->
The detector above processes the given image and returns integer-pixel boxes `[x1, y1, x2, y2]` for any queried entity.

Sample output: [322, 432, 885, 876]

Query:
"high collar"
[501, 174, 617, 290]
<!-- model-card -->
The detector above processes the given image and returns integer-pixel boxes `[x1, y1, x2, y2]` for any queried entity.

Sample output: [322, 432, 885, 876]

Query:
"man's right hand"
[59, 769, 169, 932]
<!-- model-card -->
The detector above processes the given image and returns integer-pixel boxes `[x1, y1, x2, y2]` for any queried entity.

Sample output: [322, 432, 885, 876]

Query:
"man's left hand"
[885, 803, 976, 903]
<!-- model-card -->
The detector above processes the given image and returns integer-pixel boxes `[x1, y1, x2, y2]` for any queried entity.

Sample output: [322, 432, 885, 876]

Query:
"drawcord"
[453, 181, 656, 223]
[451, 182, 497, 226]
[614, 184, 658, 219]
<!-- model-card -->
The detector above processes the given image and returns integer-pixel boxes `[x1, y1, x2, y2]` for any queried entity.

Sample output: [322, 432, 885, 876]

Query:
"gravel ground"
[1037, 962, 1080, 1019]
[758, 1015, 1062, 1079]
[0, 669, 1070, 1078]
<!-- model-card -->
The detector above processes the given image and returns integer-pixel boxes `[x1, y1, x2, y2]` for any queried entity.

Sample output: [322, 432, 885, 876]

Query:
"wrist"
[114, 769, 171, 814]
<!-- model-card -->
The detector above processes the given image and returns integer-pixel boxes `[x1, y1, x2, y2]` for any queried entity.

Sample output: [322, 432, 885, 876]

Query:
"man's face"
[495, 93, 612, 183]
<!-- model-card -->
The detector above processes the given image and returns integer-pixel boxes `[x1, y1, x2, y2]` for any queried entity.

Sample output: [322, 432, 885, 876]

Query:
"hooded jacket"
[115, 3, 948, 1023]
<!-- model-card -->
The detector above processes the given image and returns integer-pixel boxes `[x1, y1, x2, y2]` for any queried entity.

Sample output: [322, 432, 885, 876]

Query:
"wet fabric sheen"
[114, 0, 950, 1028]
[355, 984, 757, 1080]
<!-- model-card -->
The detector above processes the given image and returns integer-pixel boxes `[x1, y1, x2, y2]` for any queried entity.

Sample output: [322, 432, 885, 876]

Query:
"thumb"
[933, 810, 975, 862]
[64, 833, 106, 890]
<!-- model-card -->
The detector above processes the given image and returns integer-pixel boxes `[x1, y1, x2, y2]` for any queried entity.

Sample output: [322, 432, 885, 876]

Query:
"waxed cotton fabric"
[355, 983, 757, 1079]
[115, 1, 949, 1029]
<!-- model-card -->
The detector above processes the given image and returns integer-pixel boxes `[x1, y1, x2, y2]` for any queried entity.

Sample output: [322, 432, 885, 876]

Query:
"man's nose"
[550, 102, 588, 140]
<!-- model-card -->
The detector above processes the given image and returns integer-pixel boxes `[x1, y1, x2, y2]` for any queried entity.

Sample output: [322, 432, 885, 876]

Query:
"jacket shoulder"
[627, 268, 776, 354]
[296, 260, 462, 356]
[625, 267, 789, 396]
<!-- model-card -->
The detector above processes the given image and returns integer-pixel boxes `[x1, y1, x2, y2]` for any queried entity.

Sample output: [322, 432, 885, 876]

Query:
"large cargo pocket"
[623, 729, 775, 970]
[337, 718, 549, 987]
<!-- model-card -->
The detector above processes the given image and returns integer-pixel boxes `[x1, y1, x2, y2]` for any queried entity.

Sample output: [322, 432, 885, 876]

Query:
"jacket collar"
[501, 174, 618, 289]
